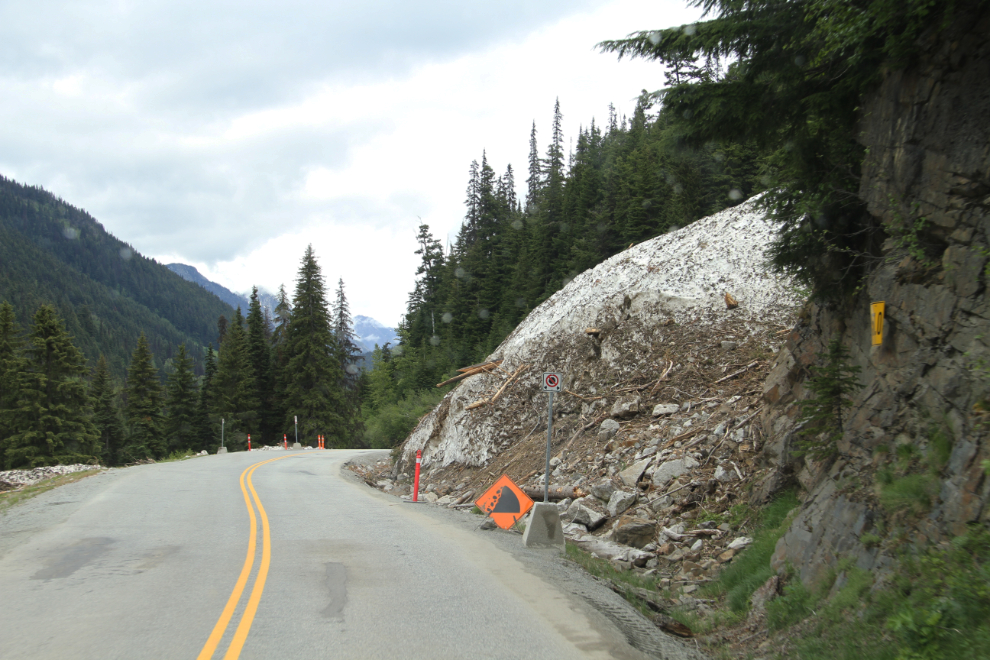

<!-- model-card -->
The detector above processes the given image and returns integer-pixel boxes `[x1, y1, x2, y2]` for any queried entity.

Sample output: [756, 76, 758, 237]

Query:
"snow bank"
[399, 197, 800, 471]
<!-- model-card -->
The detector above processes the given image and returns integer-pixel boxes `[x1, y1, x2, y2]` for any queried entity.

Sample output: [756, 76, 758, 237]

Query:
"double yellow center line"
[197, 454, 304, 660]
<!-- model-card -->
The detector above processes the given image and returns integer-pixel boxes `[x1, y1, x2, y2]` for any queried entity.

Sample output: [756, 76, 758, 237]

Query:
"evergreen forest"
[0, 248, 364, 469]
[360, 94, 763, 447]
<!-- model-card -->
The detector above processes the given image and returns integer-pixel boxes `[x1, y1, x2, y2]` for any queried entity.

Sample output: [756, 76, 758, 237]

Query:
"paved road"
[0, 450, 703, 660]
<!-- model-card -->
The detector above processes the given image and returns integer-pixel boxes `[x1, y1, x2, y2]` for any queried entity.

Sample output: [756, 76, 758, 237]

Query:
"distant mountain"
[167, 263, 247, 311]
[0, 174, 236, 377]
[353, 315, 399, 353]
[167, 264, 280, 319]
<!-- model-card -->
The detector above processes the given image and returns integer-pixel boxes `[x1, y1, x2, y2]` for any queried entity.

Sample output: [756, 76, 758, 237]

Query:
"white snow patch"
[400, 197, 800, 471]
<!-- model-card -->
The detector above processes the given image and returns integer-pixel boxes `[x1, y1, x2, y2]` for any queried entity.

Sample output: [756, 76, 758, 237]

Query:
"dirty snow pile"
[0, 464, 102, 491]
[400, 196, 800, 471]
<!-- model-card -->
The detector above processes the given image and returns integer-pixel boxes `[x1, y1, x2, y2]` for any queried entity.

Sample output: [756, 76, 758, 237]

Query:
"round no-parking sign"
[542, 372, 562, 392]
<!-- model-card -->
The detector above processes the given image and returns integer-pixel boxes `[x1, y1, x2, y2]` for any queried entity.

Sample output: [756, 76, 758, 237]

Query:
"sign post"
[541, 372, 562, 503]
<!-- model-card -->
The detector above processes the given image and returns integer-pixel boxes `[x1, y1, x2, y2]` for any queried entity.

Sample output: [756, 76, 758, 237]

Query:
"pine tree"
[246, 288, 274, 442]
[164, 344, 198, 453]
[282, 245, 345, 446]
[526, 121, 542, 213]
[123, 333, 165, 461]
[797, 337, 862, 458]
[4, 305, 98, 468]
[195, 345, 219, 451]
[90, 355, 125, 466]
[0, 302, 25, 461]
[332, 279, 363, 442]
[214, 308, 258, 449]
[270, 284, 292, 440]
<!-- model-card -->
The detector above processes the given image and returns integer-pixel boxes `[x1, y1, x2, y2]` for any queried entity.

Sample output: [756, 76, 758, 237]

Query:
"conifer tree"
[90, 355, 125, 466]
[246, 288, 274, 442]
[123, 333, 165, 461]
[526, 121, 542, 213]
[164, 344, 198, 453]
[797, 337, 862, 458]
[270, 285, 292, 439]
[332, 279, 363, 441]
[283, 245, 345, 446]
[4, 305, 98, 468]
[0, 302, 25, 461]
[214, 308, 258, 449]
[195, 345, 219, 450]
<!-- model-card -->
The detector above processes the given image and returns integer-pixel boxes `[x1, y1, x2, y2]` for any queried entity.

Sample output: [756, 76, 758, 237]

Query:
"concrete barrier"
[523, 502, 565, 551]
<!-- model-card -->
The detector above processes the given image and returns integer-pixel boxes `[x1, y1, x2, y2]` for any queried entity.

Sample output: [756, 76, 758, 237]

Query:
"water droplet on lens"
[442, 312, 453, 323]
[63, 227, 79, 240]
[430, 335, 440, 346]
[728, 189, 743, 201]
[648, 31, 661, 45]
[478, 309, 489, 320]
[683, 23, 697, 36]
[515, 298, 526, 308]
[511, 220, 523, 230]
[455, 268, 466, 279]
[119, 247, 133, 260]
[346, 364, 359, 375]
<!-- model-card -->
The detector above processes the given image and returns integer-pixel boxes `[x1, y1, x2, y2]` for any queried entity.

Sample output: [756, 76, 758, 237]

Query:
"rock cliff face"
[761, 5, 990, 587]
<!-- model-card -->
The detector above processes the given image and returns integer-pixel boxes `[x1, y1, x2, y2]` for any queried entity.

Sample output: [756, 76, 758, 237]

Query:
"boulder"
[590, 481, 616, 502]
[613, 516, 657, 548]
[652, 403, 679, 416]
[569, 536, 653, 566]
[607, 490, 637, 517]
[652, 457, 700, 488]
[714, 465, 737, 482]
[565, 500, 607, 530]
[727, 536, 753, 550]
[598, 418, 620, 441]
[421, 492, 439, 504]
[611, 395, 641, 419]
[618, 458, 652, 488]
[749, 575, 781, 618]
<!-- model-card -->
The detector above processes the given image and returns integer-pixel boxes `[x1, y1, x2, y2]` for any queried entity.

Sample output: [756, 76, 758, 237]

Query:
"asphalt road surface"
[0, 450, 704, 660]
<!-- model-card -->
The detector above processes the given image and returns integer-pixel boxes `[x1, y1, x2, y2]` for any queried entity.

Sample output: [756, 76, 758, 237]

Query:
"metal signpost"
[541, 372, 562, 502]
[294, 415, 298, 446]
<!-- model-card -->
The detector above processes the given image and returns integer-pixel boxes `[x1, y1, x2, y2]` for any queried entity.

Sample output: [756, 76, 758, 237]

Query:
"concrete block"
[523, 502, 565, 551]
[292, 442, 302, 448]
[217, 447, 227, 454]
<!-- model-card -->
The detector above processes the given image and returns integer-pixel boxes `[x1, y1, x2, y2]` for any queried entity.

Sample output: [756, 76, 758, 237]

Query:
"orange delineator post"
[413, 450, 422, 502]
[283, 434, 287, 450]
[247, 434, 251, 451]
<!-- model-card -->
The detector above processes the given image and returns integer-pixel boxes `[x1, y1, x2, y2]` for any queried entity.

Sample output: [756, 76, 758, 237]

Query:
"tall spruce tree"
[90, 355, 125, 466]
[332, 278, 363, 442]
[195, 345, 219, 450]
[123, 333, 165, 461]
[164, 344, 198, 453]
[0, 302, 25, 461]
[4, 305, 98, 468]
[282, 246, 345, 446]
[246, 288, 274, 442]
[214, 308, 258, 450]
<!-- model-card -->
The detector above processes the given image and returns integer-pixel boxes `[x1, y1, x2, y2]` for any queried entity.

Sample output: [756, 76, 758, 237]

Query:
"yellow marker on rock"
[871, 301, 885, 346]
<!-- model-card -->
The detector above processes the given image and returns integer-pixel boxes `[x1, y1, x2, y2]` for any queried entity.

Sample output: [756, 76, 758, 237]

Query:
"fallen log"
[457, 359, 502, 373]
[436, 362, 500, 388]
[490, 364, 528, 404]
[521, 485, 586, 501]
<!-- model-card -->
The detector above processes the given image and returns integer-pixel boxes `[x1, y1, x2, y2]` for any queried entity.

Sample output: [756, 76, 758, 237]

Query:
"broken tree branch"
[713, 360, 760, 384]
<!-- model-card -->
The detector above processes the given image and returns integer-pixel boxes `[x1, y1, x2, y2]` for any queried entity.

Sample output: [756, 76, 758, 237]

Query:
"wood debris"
[465, 364, 528, 411]
[724, 292, 739, 309]
[436, 359, 503, 387]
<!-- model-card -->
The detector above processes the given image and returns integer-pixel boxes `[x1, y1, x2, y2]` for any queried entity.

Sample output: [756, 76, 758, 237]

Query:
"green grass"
[879, 474, 938, 515]
[362, 389, 445, 449]
[161, 449, 201, 462]
[773, 526, 990, 660]
[704, 490, 800, 612]
[564, 542, 661, 620]
[0, 469, 101, 513]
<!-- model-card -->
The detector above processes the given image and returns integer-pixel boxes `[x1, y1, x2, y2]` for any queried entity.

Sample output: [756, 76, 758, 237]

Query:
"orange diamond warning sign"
[475, 474, 534, 530]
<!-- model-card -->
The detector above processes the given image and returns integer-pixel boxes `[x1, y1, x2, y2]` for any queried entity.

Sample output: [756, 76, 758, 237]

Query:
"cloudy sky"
[0, 0, 702, 326]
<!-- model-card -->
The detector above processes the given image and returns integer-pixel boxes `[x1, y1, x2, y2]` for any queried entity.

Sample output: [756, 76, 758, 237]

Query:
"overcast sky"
[0, 0, 702, 326]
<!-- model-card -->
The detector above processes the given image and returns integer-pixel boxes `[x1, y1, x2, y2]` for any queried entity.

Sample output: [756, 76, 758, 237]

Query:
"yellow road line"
[196, 453, 308, 660]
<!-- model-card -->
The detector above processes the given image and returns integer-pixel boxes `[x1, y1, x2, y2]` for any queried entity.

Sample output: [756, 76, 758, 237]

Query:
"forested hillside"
[362, 95, 763, 445]
[0, 175, 236, 376]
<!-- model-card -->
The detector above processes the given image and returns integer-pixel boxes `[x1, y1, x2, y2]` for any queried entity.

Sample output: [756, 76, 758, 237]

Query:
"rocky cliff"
[761, 4, 990, 587]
